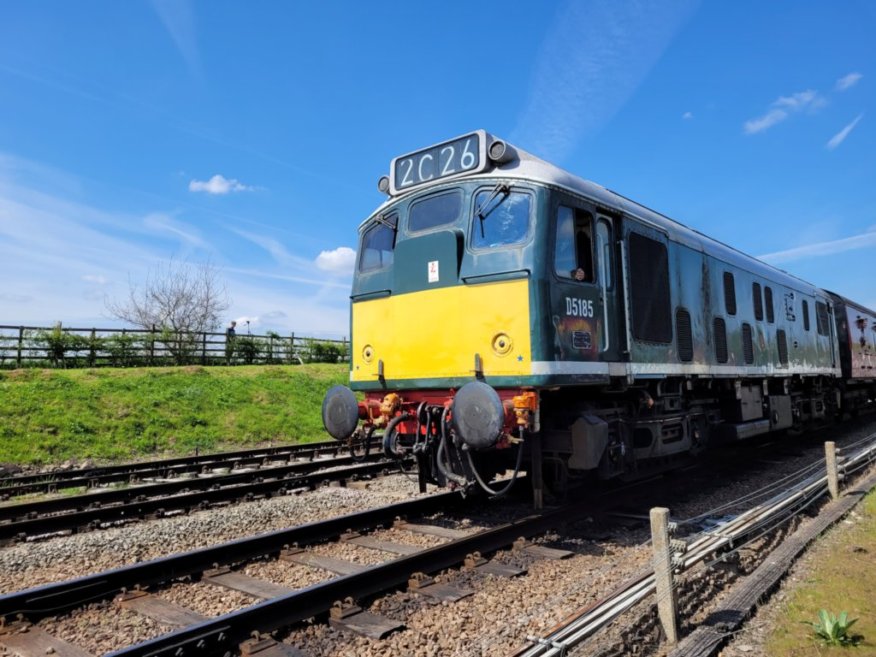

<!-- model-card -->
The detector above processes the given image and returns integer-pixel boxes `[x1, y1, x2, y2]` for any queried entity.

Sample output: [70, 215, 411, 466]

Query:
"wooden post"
[650, 507, 679, 645]
[290, 332, 295, 363]
[202, 332, 207, 365]
[89, 328, 96, 366]
[825, 441, 840, 500]
[17, 326, 23, 367]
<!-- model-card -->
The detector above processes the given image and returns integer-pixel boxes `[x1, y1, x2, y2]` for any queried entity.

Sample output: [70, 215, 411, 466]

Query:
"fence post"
[202, 332, 207, 365]
[17, 326, 23, 367]
[89, 328, 97, 366]
[290, 333, 295, 363]
[150, 325, 156, 365]
[269, 334, 274, 363]
[825, 441, 840, 500]
[650, 507, 679, 645]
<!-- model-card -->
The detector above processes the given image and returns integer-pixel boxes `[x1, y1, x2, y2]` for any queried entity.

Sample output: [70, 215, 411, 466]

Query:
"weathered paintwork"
[829, 292, 876, 380]
[349, 134, 842, 394]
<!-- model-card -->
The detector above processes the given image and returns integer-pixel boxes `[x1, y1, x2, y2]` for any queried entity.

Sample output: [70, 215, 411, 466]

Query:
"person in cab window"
[556, 206, 594, 283]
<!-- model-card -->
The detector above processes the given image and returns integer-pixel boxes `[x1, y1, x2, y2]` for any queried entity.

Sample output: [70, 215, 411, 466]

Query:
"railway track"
[2, 428, 873, 657]
[0, 438, 374, 499]
[0, 454, 405, 545]
[0, 432, 790, 657]
[0, 486, 576, 657]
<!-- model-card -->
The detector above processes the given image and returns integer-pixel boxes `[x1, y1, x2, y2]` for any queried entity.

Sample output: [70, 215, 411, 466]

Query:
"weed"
[810, 610, 862, 647]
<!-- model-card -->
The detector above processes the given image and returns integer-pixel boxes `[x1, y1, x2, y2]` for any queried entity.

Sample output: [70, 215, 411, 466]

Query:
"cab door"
[549, 195, 621, 368]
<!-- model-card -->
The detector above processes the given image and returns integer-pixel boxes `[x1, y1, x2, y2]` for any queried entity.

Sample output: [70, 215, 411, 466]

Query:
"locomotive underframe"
[357, 374, 875, 495]
[535, 373, 876, 489]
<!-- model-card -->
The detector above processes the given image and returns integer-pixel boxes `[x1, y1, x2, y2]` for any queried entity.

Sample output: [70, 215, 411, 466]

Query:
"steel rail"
[0, 489, 468, 622]
[108, 496, 578, 657]
[1, 455, 364, 522]
[0, 459, 403, 544]
[0, 439, 369, 498]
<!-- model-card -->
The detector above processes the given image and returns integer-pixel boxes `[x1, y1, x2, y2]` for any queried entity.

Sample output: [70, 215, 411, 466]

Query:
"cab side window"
[359, 213, 397, 273]
[555, 206, 594, 282]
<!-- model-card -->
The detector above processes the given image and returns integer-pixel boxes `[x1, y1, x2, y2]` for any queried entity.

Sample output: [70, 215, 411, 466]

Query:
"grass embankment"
[765, 491, 876, 655]
[0, 364, 348, 465]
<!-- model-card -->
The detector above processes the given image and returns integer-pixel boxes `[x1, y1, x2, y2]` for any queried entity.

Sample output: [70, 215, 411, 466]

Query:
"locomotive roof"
[364, 135, 822, 297]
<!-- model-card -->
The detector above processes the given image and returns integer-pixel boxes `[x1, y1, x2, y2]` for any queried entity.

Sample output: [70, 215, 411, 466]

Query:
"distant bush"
[33, 325, 90, 368]
[305, 339, 345, 363]
[235, 336, 264, 365]
[157, 327, 200, 365]
[105, 332, 141, 367]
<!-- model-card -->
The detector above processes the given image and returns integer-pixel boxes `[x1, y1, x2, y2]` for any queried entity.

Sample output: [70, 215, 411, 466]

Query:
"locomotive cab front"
[322, 131, 623, 496]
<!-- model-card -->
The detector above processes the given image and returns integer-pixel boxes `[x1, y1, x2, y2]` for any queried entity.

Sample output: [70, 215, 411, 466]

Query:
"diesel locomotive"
[322, 130, 876, 501]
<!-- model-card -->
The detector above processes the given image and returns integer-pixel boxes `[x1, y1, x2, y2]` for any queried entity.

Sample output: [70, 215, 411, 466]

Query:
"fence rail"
[0, 324, 349, 369]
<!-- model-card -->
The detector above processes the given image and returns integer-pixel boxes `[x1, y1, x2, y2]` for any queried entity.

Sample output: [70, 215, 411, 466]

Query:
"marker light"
[488, 140, 516, 164]
[377, 176, 390, 193]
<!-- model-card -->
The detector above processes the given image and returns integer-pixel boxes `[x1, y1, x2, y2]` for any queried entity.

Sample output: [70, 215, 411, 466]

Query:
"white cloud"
[150, 0, 202, 80]
[759, 227, 876, 264]
[0, 292, 33, 303]
[143, 212, 207, 248]
[773, 90, 824, 110]
[510, 0, 696, 161]
[744, 89, 826, 134]
[226, 267, 351, 290]
[189, 174, 252, 195]
[234, 316, 259, 329]
[315, 246, 356, 275]
[826, 114, 864, 150]
[744, 108, 788, 135]
[230, 227, 311, 268]
[835, 72, 863, 92]
[0, 151, 353, 335]
[682, 111, 693, 120]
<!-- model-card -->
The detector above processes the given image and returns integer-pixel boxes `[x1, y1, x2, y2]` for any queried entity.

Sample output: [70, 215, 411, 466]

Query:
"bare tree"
[106, 259, 231, 364]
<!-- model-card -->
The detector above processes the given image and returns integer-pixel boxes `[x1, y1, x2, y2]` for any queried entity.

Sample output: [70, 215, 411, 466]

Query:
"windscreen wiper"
[476, 183, 510, 238]
[372, 213, 397, 230]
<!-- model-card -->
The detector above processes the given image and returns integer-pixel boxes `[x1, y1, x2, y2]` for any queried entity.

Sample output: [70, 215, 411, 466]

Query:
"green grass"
[0, 364, 348, 465]
[765, 491, 876, 655]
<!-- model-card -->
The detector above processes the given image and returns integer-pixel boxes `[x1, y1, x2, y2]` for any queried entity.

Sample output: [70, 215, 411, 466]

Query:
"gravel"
[1, 419, 873, 657]
[0, 473, 433, 594]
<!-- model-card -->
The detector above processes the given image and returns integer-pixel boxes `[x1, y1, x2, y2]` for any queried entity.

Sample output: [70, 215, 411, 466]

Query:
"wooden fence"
[0, 324, 349, 369]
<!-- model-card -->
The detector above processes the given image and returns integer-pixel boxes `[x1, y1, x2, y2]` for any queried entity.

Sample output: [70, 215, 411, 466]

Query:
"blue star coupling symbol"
[517, 354, 524, 362]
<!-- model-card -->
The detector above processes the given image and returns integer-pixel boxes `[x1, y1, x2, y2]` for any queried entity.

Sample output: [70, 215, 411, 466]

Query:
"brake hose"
[465, 426, 526, 499]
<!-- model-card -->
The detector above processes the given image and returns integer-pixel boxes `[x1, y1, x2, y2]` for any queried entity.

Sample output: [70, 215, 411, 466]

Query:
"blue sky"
[0, 1, 873, 338]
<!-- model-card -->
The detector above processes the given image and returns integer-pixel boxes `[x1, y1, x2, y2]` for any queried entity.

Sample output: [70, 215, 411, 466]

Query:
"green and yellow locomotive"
[322, 130, 876, 499]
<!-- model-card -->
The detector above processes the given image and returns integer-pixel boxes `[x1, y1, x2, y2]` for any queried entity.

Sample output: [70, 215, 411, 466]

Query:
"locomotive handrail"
[618, 241, 633, 357]
[461, 269, 530, 284]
